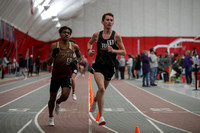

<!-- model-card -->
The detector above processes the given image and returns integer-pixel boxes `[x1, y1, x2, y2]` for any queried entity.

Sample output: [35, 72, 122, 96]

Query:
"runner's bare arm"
[74, 44, 82, 62]
[112, 32, 126, 55]
[47, 44, 56, 66]
[87, 32, 98, 56]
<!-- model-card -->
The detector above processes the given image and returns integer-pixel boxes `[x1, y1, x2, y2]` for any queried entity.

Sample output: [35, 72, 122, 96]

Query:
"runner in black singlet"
[87, 13, 126, 125]
[47, 26, 82, 126]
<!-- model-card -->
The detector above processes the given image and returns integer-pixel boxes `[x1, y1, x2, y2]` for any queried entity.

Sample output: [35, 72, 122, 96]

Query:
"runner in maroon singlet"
[47, 26, 82, 126]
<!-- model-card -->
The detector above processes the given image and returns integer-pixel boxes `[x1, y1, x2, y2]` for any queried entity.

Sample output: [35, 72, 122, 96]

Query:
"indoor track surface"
[0, 72, 200, 133]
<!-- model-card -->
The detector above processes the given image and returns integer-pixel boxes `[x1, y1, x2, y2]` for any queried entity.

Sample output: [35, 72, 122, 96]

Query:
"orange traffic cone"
[135, 126, 140, 133]
[96, 112, 100, 122]
[182, 75, 186, 83]
[158, 74, 160, 80]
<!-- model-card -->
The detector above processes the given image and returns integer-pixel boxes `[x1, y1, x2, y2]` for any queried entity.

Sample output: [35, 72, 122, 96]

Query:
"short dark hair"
[150, 48, 154, 52]
[59, 26, 72, 35]
[102, 13, 114, 21]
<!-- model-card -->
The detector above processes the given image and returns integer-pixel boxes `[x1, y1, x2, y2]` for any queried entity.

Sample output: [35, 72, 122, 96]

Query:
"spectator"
[28, 54, 34, 77]
[149, 48, 158, 86]
[172, 53, 182, 79]
[17, 54, 27, 80]
[35, 55, 41, 75]
[2, 54, 9, 79]
[135, 55, 142, 78]
[192, 50, 199, 85]
[11, 58, 18, 74]
[184, 50, 193, 84]
[119, 55, 125, 79]
[159, 51, 172, 82]
[131, 55, 136, 78]
[126, 53, 133, 79]
[141, 50, 151, 87]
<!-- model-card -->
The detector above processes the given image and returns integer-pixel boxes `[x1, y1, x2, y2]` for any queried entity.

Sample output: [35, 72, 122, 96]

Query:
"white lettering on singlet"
[101, 39, 114, 50]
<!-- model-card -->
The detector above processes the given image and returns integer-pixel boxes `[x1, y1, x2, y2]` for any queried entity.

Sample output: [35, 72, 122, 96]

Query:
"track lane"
[0, 78, 50, 107]
[111, 80, 200, 133]
[38, 73, 113, 133]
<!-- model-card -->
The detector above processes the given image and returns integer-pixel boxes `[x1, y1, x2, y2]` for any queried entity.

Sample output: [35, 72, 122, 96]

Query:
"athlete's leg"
[93, 74, 110, 103]
[71, 73, 76, 94]
[94, 72, 106, 117]
[48, 92, 58, 117]
[56, 87, 71, 104]
[71, 73, 77, 100]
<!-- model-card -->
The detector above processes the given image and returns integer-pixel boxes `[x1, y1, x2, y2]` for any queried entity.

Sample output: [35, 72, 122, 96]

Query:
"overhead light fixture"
[52, 16, 59, 22]
[43, 4, 50, 10]
[56, 22, 61, 28]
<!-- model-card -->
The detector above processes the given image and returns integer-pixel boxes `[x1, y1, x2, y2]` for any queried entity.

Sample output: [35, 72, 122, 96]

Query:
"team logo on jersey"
[101, 39, 114, 50]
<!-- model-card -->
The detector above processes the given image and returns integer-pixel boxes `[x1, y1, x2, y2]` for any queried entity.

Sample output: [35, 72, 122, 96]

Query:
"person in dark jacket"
[35, 55, 41, 75]
[17, 54, 27, 80]
[141, 50, 151, 87]
[28, 55, 34, 77]
[135, 55, 141, 78]
[184, 50, 193, 84]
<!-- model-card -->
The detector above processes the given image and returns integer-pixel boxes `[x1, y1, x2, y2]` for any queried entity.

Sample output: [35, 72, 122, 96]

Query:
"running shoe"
[98, 116, 106, 126]
[48, 117, 54, 126]
[72, 93, 77, 100]
[55, 103, 61, 115]
[90, 101, 96, 112]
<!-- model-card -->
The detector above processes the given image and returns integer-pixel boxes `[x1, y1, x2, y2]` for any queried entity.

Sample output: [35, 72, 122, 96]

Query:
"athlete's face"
[102, 15, 114, 29]
[60, 29, 71, 41]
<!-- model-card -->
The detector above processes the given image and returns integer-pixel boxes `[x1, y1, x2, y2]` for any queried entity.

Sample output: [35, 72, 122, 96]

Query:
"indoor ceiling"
[0, 0, 95, 42]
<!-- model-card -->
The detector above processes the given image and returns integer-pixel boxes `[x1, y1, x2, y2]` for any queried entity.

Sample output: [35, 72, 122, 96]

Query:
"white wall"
[71, 0, 200, 37]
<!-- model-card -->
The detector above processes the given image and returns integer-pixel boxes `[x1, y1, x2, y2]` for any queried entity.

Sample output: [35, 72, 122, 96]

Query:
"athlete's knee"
[99, 87, 105, 93]
[49, 95, 57, 103]
[48, 98, 56, 105]
[62, 93, 70, 101]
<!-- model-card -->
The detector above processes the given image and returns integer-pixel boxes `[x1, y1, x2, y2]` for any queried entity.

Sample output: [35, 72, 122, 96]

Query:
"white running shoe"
[24, 77, 27, 80]
[48, 117, 54, 126]
[99, 116, 106, 126]
[90, 101, 96, 112]
[72, 93, 77, 100]
[55, 103, 61, 115]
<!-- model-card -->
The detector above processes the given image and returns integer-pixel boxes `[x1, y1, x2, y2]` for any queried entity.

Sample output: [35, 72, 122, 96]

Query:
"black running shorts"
[50, 77, 72, 92]
[93, 65, 114, 81]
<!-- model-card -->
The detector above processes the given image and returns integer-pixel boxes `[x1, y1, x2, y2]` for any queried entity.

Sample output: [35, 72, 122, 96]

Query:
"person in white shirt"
[149, 48, 158, 86]
[192, 50, 199, 86]
[126, 53, 133, 79]
[119, 55, 126, 79]
[2, 54, 9, 79]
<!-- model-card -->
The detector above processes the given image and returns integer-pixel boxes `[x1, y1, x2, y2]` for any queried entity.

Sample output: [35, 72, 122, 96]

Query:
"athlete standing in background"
[87, 13, 126, 125]
[47, 26, 82, 126]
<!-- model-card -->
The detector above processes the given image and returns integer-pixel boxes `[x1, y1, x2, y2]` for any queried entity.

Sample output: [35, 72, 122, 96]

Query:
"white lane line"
[89, 112, 118, 133]
[0, 84, 49, 108]
[17, 119, 32, 133]
[88, 118, 92, 133]
[146, 119, 164, 133]
[125, 81, 200, 117]
[34, 105, 47, 133]
[110, 83, 190, 133]
[0, 77, 50, 94]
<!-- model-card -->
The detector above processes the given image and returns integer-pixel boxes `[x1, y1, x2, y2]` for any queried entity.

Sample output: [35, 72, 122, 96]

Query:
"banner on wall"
[0, 20, 15, 42]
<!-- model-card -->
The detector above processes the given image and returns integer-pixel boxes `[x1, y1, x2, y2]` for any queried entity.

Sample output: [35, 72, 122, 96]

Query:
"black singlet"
[93, 30, 119, 68]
